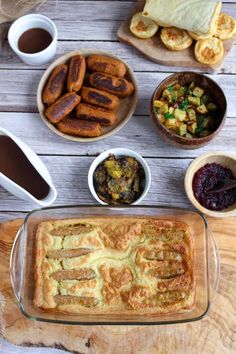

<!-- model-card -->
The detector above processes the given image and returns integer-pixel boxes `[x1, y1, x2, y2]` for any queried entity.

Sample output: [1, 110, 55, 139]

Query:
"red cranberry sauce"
[192, 163, 236, 211]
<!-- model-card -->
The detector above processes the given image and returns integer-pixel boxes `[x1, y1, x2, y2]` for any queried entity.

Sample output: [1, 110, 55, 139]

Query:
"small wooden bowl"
[150, 72, 227, 149]
[185, 152, 236, 217]
[37, 49, 138, 142]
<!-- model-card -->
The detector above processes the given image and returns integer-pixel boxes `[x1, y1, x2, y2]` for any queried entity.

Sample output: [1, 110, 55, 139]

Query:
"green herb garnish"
[179, 98, 189, 110]
[197, 115, 205, 126]
[167, 85, 174, 93]
[164, 112, 175, 120]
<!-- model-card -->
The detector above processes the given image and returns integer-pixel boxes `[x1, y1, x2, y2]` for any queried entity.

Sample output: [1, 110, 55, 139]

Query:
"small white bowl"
[185, 151, 236, 218]
[88, 148, 151, 205]
[8, 14, 57, 66]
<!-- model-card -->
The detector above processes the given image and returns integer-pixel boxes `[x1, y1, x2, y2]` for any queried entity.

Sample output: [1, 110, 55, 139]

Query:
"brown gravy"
[0, 136, 50, 200]
[18, 28, 52, 54]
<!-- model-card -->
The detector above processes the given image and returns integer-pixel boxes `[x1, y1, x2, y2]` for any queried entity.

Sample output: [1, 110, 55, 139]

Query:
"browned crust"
[42, 64, 68, 105]
[57, 117, 102, 137]
[80, 86, 120, 110]
[89, 72, 134, 98]
[45, 93, 81, 123]
[87, 54, 127, 78]
[34, 217, 195, 315]
[75, 102, 116, 126]
[67, 55, 86, 92]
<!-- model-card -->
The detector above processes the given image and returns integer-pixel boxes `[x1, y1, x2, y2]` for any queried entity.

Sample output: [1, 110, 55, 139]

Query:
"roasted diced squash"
[187, 122, 197, 134]
[185, 132, 193, 138]
[197, 104, 208, 114]
[188, 96, 201, 106]
[165, 118, 176, 128]
[174, 108, 187, 121]
[178, 123, 187, 136]
[154, 100, 165, 108]
[187, 109, 196, 121]
[159, 103, 169, 114]
[193, 86, 204, 98]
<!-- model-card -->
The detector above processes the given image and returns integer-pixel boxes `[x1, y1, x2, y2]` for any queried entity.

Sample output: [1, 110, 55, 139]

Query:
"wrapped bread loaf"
[143, 0, 222, 35]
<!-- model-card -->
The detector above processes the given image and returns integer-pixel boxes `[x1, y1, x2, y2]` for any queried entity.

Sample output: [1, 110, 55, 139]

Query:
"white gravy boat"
[0, 127, 57, 207]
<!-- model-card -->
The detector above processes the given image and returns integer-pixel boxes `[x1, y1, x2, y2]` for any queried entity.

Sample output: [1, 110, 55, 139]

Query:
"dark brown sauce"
[18, 28, 52, 54]
[0, 136, 50, 200]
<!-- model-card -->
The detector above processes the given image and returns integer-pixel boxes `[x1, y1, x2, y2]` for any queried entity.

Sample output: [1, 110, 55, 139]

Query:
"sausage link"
[45, 93, 81, 123]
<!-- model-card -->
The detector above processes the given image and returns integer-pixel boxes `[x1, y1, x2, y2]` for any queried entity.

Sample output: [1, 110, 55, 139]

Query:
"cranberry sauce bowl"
[185, 152, 236, 217]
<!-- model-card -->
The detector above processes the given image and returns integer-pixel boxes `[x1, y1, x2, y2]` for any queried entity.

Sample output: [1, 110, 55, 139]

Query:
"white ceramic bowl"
[88, 148, 151, 205]
[8, 14, 57, 66]
[185, 151, 236, 217]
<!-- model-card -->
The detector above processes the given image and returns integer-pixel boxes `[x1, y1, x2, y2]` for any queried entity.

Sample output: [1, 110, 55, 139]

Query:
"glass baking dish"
[10, 205, 220, 325]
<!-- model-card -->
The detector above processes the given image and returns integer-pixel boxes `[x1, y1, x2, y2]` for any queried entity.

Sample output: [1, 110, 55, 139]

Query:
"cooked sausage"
[80, 86, 119, 110]
[42, 64, 68, 105]
[67, 54, 86, 92]
[89, 72, 134, 98]
[57, 117, 102, 137]
[45, 93, 81, 124]
[87, 54, 127, 77]
[76, 103, 116, 126]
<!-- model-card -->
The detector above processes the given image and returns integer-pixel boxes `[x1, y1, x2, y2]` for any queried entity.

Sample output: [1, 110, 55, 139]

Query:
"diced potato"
[154, 100, 165, 108]
[187, 122, 197, 134]
[193, 86, 204, 98]
[159, 104, 169, 114]
[169, 107, 174, 114]
[207, 102, 217, 110]
[162, 89, 172, 101]
[188, 96, 201, 106]
[170, 91, 178, 102]
[189, 82, 195, 90]
[177, 87, 185, 97]
[173, 84, 181, 90]
[196, 104, 208, 114]
[174, 108, 187, 121]
[165, 118, 177, 129]
[185, 132, 193, 138]
[178, 123, 187, 136]
[187, 109, 196, 121]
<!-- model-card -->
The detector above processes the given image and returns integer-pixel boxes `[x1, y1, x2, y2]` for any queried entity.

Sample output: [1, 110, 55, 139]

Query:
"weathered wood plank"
[1, 39, 236, 75]
[0, 112, 235, 157]
[0, 70, 235, 116]
[0, 156, 192, 211]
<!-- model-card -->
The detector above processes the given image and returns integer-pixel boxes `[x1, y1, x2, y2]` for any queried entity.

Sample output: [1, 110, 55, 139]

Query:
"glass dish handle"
[208, 226, 220, 301]
[10, 226, 24, 303]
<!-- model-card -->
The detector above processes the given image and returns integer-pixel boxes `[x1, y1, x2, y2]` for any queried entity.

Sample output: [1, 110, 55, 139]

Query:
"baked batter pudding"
[34, 217, 195, 314]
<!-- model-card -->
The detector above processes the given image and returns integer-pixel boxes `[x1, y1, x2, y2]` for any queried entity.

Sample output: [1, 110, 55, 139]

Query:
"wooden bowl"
[150, 72, 227, 149]
[185, 152, 236, 217]
[37, 49, 138, 142]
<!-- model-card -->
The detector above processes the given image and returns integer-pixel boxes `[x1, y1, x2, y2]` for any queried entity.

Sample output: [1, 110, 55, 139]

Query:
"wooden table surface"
[0, 1, 235, 353]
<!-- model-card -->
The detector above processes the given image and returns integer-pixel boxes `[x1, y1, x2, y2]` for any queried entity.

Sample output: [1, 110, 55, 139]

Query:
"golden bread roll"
[43, 64, 68, 105]
[215, 13, 236, 40]
[160, 27, 193, 51]
[130, 12, 159, 39]
[89, 72, 134, 98]
[57, 117, 102, 137]
[188, 31, 212, 41]
[76, 103, 116, 126]
[81, 87, 119, 110]
[194, 37, 224, 65]
[45, 93, 81, 124]
[67, 55, 86, 92]
[87, 54, 126, 78]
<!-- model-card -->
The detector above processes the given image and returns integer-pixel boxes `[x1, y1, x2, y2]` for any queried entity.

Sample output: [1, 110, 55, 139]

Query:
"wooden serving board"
[117, 0, 236, 73]
[0, 218, 236, 354]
